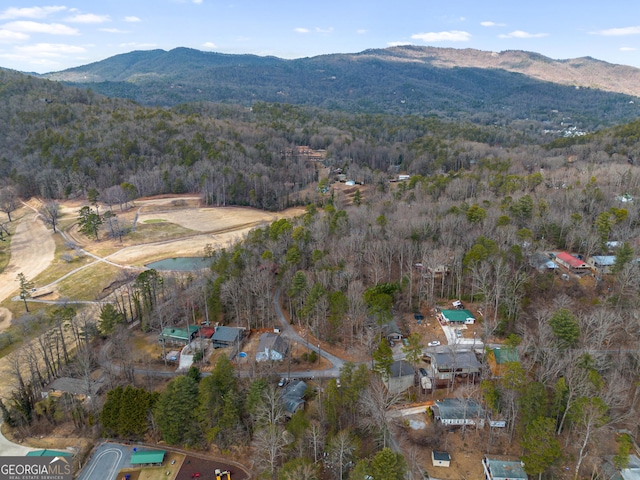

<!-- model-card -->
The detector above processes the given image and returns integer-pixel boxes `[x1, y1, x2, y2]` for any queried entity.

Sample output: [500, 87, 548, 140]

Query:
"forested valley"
[1, 65, 640, 479]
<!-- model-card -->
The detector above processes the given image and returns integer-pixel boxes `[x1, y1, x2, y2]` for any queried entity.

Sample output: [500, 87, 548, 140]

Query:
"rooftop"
[440, 309, 475, 322]
[484, 456, 527, 479]
[432, 398, 484, 419]
[130, 450, 166, 465]
[433, 350, 481, 370]
[492, 347, 519, 364]
[556, 251, 588, 268]
[211, 325, 243, 343]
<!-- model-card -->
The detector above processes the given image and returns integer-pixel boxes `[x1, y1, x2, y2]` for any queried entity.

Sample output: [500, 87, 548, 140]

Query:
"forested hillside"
[2, 63, 640, 479]
[40, 46, 640, 129]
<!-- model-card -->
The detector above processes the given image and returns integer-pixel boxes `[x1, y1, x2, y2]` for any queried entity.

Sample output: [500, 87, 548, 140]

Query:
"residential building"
[555, 252, 590, 275]
[439, 309, 475, 324]
[281, 380, 307, 415]
[428, 350, 481, 385]
[383, 319, 404, 342]
[158, 325, 200, 346]
[210, 325, 244, 349]
[601, 454, 640, 480]
[385, 360, 416, 394]
[529, 252, 559, 272]
[482, 456, 527, 480]
[256, 333, 289, 362]
[588, 255, 616, 275]
[430, 398, 485, 427]
[42, 377, 104, 401]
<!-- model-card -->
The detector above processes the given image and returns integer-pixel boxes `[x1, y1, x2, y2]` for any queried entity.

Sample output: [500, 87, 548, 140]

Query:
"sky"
[1, 1, 640, 74]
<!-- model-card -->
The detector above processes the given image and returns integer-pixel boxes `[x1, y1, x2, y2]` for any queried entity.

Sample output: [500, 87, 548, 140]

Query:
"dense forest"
[1, 64, 640, 479]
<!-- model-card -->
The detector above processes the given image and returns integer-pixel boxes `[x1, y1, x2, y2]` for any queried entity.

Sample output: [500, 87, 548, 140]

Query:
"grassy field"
[56, 262, 123, 301]
[128, 222, 196, 244]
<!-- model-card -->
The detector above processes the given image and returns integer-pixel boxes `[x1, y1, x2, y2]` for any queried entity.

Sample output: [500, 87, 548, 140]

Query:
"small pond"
[146, 257, 211, 271]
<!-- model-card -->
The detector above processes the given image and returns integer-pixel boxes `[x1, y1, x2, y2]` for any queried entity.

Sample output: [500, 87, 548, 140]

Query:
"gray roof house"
[256, 333, 289, 362]
[211, 326, 244, 349]
[385, 360, 416, 394]
[429, 350, 481, 385]
[482, 456, 527, 480]
[430, 398, 485, 427]
[281, 380, 307, 415]
[529, 252, 558, 272]
[588, 255, 616, 275]
[383, 319, 403, 342]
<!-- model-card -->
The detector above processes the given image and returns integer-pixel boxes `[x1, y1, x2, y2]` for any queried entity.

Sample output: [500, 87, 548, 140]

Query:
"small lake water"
[145, 257, 211, 271]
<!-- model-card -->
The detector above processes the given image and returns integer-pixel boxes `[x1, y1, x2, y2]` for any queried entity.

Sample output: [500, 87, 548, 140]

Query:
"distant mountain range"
[38, 45, 640, 128]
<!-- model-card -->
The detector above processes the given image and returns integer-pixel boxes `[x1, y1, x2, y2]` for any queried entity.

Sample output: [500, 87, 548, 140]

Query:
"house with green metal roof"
[439, 309, 475, 324]
[488, 347, 520, 378]
[158, 326, 200, 345]
[27, 450, 72, 457]
[130, 449, 166, 465]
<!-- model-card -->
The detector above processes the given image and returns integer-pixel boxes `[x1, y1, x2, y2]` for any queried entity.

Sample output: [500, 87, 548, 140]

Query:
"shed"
[27, 450, 72, 457]
[130, 450, 166, 466]
[488, 347, 519, 378]
[439, 309, 475, 324]
[482, 456, 527, 480]
[432, 451, 451, 467]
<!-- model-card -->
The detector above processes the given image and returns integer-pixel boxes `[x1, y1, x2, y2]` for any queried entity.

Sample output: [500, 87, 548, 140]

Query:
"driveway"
[76, 443, 130, 480]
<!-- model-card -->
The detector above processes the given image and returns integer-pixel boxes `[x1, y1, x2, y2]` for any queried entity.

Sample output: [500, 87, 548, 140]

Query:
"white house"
[432, 451, 451, 468]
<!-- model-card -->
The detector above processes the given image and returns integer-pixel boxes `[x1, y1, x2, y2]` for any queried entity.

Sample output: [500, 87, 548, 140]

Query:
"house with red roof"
[555, 252, 591, 275]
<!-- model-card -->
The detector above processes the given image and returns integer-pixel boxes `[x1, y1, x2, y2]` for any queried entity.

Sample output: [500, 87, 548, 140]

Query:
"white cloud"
[124, 16, 141, 23]
[0, 6, 67, 20]
[499, 30, 548, 39]
[356, 29, 367, 34]
[620, 46, 637, 51]
[0, 29, 29, 42]
[100, 28, 127, 34]
[193, 0, 203, 3]
[481, 21, 506, 27]
[202, 41, 216, 49]
[15, 42, 86, 57]
[315, 27, 334, 34]
[592, 26, 640, 36]
[66, 13, 111, 24]
[411, 30, 471, 42]
[388, 41, 412, 47]
[294, 27, 309, 34]
[3, 21, 79, 35]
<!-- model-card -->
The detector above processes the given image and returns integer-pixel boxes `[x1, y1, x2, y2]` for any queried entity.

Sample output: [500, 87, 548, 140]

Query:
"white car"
[428, 340, 441, 347]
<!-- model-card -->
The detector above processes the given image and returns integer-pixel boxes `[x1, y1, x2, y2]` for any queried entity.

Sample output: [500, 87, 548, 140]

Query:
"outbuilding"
[130, 449, 166, 466]
[431, 451, 451, 468]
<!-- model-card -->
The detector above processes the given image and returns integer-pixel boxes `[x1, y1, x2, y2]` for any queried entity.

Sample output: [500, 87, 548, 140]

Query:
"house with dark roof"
[432, 451, 451, 468]
[385, 360, 416, 394]
[431, 398, 485, 427]
[256, 333, 289, 362]
[529, 252, 559, 272]
[281, 380, 307, 415]
[601, 454, 640, 480]
[43, 377, 104, 401]
[428, 350, 481, 386]
[482, 456, 527, 480]
[210, 326, 244, 349]
[382, 319, 403, 342]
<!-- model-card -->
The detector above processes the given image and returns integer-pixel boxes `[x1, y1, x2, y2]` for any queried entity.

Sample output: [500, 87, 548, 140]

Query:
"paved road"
[76, 443, 130, 480]
[0, 421, 35, 456]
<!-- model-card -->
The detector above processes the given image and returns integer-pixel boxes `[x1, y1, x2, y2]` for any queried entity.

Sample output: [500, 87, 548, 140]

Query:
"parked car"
[278, 377, 287, 387]
[455, 329, 462, 338]
[419, 368, 428, 377]
[428, 340, 441, 347]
